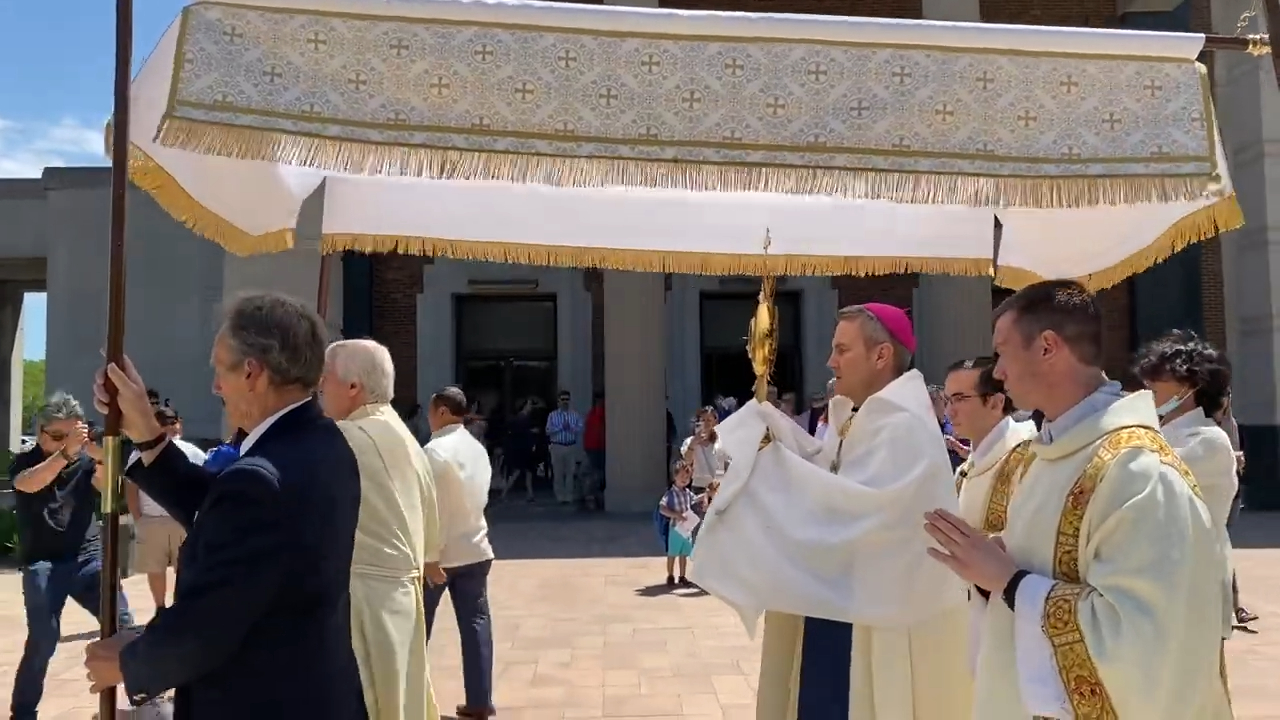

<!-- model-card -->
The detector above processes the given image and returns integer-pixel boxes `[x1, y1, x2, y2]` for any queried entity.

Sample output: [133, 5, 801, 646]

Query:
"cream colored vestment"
[972, 391, 1233, 720]
[955, 416, 1038, 532]
[339, 403, 443, 720]
[691, 370, 971, 720]
[954, 416, 1037, 674]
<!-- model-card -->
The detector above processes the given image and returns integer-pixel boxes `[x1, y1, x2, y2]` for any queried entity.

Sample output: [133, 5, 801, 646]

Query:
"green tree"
[21, 359, 45, 435]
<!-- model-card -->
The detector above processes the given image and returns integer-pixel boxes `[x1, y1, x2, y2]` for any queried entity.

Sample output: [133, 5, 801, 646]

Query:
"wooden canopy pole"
[100, 0, 133, 717]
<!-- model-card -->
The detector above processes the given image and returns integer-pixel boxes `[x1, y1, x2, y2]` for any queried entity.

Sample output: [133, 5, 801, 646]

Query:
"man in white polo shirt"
[423, 385, 496, 720]
[125, 407, 207, 611]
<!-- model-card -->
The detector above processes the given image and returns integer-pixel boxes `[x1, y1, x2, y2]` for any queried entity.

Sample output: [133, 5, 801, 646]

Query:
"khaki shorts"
[134, 515, 186, 574]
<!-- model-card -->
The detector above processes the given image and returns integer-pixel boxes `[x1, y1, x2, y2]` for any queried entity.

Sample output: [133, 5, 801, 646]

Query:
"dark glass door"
[699, 291, 803, 408]
[453, 294, 559, 418]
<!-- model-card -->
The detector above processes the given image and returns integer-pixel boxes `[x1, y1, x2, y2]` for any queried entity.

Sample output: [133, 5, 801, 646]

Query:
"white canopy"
[123, 0, 1242, 288]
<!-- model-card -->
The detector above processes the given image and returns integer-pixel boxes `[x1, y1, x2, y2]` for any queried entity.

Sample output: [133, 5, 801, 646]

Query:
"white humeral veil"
[690, 370, 971, 719]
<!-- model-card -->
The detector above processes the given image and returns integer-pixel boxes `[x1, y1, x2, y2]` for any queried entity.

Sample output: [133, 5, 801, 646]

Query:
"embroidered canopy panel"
[159, 0, 1222, 208]
[119, 0, 1241, 288]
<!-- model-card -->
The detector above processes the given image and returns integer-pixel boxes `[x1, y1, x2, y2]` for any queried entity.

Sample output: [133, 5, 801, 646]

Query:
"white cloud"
[0, 118, 106, 178]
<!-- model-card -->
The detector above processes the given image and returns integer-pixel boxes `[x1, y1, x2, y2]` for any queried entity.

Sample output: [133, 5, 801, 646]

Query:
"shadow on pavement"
[488, 507, 666, 560]
[1229, 511, 1280, 549]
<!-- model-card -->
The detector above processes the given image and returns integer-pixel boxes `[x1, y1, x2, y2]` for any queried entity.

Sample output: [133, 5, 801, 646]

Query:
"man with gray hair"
[319, 338, 444, 720]
[692, 303, 970, 720]
[85, 293, 367, 720]
[9, 392, 133, 720]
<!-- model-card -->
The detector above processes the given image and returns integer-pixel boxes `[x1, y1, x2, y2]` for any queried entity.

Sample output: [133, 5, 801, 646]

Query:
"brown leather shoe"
[455, 704, 496, 718]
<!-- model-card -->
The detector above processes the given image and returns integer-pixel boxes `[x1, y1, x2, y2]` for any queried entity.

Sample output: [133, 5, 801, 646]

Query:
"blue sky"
[1, 2, 189, 359]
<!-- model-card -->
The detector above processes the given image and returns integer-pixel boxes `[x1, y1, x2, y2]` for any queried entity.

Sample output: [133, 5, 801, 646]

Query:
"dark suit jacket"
[121, 399, 367, 720]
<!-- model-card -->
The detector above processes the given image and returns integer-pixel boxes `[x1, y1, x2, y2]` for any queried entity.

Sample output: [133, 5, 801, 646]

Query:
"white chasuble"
[340, 403, 443, 720]
[973, 391, 1233, 720]
[955, 416, 1039, 532]
[691, 370, 971, 720]
[954, 416, 1037, 675]
[1161, 408, 1238, 533]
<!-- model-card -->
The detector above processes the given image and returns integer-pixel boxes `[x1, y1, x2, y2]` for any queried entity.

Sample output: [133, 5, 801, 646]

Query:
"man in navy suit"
[85, 293, 367, 720]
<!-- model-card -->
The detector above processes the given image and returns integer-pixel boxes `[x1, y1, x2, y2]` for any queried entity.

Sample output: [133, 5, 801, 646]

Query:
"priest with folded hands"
[691, 303, 970, 720]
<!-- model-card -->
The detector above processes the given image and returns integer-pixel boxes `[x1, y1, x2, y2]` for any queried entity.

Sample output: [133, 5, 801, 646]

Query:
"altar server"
[319, 339, 445, 720]
[926, 280, 1232, 719]
[692, 303, 970, 720]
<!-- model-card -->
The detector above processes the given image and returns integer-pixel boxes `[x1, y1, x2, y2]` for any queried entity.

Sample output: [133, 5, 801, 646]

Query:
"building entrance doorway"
[455, 295, 558, 494]
[700, 291, 802, 411]
[454, 294, 558, 417]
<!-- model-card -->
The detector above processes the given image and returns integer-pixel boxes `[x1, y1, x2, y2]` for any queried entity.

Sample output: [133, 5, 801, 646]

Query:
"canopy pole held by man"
[100, 0, 133, 716]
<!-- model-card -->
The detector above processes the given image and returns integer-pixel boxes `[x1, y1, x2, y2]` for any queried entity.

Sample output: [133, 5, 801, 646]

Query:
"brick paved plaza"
[1, 509, 1278, 719]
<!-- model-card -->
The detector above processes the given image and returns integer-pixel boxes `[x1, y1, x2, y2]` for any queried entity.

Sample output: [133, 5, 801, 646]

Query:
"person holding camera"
[8, 392, 133, 720]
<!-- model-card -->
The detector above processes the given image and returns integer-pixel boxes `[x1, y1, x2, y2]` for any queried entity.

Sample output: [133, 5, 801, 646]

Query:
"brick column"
[371, 255, 428, 409]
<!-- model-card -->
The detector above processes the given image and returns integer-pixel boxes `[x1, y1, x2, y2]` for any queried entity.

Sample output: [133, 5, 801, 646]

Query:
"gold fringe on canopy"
[119, 128, 1244, 288]
[158, 118, 1224, 211]
[320, 233, 993, 278]
[112, 141, 295, 256]
[994, 193, 1244, 291]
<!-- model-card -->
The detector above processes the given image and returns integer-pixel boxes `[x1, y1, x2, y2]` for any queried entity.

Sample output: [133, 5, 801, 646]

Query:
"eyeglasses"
[944, 393, 978, 406]
[41, 429, 67, 442]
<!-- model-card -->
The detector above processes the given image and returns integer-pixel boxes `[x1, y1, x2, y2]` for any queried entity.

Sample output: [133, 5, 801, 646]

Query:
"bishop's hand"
[923, 509, 1018, 594]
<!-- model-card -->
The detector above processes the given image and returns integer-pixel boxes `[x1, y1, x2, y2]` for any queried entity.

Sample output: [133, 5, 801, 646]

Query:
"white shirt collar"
[240, 398, 311, 456]
[430, 421, 465, 440]
[969, 415, 1014, 469]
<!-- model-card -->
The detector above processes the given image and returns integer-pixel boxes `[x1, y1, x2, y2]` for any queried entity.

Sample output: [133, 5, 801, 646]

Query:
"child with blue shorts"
[658, 460, 709, 587]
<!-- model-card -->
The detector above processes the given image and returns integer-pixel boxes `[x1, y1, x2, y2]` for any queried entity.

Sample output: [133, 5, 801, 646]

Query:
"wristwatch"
[1001, 569, 1032, 612]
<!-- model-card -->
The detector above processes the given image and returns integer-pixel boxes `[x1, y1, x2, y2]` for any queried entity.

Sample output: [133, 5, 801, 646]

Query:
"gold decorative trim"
[323, 234, 991, 277]
[1044, 425, 1201, 718]
[1043, 582, 1117, 720]
[118, 142, 295, 256]
[995, 193, 1245, 291]
[159, 117, 1221, 211]
[981, 439, 1033, 533]
[116, 126, 1242, 285]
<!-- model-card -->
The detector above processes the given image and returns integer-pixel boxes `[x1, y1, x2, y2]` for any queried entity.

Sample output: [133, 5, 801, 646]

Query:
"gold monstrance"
[748, 230, 779, 404]
[748, 231, 779, 454]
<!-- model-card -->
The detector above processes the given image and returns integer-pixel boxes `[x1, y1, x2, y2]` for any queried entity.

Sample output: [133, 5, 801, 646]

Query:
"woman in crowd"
[680, 406, 729, 493]
[1134, 330, 1247, 624]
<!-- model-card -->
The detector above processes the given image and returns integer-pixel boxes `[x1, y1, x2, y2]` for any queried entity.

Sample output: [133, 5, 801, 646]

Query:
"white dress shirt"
[425, 423, 495, 568]
[240, 398, 311, 456]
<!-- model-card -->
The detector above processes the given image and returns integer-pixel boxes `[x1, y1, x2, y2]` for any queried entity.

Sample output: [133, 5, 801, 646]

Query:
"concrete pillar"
[9, 296, 23, 449]
[603, 270, 667, 512]
[1211, 0, 1280, 507]
[0, 285, 24, 450]
[911, 0, 994, 383]
[221, 185, 341, 330]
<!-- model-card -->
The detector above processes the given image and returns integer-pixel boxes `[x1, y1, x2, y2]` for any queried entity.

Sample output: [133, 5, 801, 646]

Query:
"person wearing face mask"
[1134, 331, 1240, 633]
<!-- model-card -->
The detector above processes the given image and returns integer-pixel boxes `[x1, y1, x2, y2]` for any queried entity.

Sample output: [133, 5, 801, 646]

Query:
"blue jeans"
[11, 556, 133, 720]
[424, 560, 493, 711]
